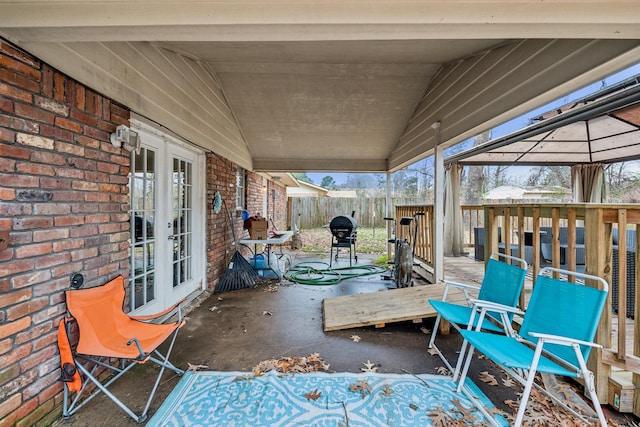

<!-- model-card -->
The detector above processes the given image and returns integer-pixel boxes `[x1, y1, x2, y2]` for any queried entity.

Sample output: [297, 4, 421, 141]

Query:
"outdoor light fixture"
[110, 125, 141, 154]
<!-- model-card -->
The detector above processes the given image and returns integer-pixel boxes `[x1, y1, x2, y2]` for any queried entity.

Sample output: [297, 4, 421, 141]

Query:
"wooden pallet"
[322, 283, 471, 331]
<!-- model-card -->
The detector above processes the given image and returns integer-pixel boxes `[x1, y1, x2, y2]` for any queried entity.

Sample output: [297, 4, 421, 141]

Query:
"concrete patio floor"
[53, 252, 636, 426]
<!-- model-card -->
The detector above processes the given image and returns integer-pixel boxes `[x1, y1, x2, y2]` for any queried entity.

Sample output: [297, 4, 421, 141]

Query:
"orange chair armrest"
[129, 299, 186, 321]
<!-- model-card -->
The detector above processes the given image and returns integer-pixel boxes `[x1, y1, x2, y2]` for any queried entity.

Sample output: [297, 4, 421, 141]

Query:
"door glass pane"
[172, 157, 192, 288]
[130, 147, 156, 310]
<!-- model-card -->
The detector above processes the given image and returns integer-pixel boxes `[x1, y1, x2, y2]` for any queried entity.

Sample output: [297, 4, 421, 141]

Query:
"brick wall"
[0, 40, 131, 426]
[205, 163, 288, 288]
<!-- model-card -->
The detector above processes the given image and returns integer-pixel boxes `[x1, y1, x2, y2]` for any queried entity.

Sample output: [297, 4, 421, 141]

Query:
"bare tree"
[463, 131, 491, 204]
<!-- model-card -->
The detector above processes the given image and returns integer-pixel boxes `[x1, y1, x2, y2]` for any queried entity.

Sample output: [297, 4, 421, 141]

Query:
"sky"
[306, 62, 640, 186]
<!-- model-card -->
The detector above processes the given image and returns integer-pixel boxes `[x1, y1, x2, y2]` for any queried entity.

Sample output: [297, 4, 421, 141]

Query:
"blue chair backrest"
[477, 258, 527, 321]
[520, 275, 608, 367]
[478, 258, 527, 307]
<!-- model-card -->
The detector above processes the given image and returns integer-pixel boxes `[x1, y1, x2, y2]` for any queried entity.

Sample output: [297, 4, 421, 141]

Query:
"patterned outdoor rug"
[147, 370, 507, 426]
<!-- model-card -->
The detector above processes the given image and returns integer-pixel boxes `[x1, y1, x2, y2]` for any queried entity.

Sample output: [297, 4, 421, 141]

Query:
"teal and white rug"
[148, 371, 507, 426]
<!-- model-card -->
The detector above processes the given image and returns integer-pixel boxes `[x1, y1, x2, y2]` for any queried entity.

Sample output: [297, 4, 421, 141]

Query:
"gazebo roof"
[446, 74, 640, 166]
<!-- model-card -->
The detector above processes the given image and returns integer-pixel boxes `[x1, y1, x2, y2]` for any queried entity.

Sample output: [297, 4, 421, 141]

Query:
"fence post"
[585, 206, 611, 402]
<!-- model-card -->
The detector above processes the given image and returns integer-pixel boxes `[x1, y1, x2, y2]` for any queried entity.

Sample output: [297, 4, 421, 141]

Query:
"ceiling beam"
[2, 1, 639, 42]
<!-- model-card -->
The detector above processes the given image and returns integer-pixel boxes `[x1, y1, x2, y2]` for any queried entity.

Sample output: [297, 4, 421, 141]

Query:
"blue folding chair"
[428, 252, 527, 377]
[457, 267, 608, 426]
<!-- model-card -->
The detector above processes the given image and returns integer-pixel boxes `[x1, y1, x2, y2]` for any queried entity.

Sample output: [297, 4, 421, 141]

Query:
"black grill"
[329, 215, 357, 242]
[329, 211, 357, 266]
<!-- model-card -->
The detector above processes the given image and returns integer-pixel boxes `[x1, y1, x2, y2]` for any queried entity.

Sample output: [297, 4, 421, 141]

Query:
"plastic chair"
[59, 276, 185, 423]
[456, 267, 608, 426]
[428, 252, 527, 377]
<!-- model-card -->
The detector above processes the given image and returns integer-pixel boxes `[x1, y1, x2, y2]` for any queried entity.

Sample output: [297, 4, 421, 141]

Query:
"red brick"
[53, 72, 65, 102]
[50, 261, 83, 279]
[16, 162, 55, 176]
[33, 228, 69, 242]
[53, 167, 84, 179]
[0, 173, 39, 187]
[0, 142, 30, 160]
[70, 247, 98, 261]
[15, 320, 52, 345]
[54, 140, 84, 156]
[51, 190, 84, 202]
[0, 54, 40, 80]
[0, 259, 34, 277]
[0, 394, 22, 422]
[19, 344, 57, 371]
[74, 134, 100, 149]
[41, 65, 53, 97]
[0, 126, 16, 143]
[54, 116, 82, 133]
[0, 82, 32, 103]
[84, 213, 110, 224]
[34, 253, 71, 269]
[12, 396, 39, 423]
[7, 297, 48, 321]
[11, 270, 51, 289]
[0, 288, 31, 309]
[13, 217, 53, 230]
[84, 147, 110, 162]
[30, 151, 66, 165]
[0, 317, 31, 340]
[83, 126, 109, 141]
[9, 117, 39, 134]
[0, 337, 12, 355]
[69, 107, 97, 127]
[69, 225, 98, 239]
[74, 85, 85, 109]
[84, 171, 109, 183]
[34, 96, 68, 116]
[14, 103, 54, 124]
[68, 157, 96, 171]
[0, 188, 15, 200]
[53, 215, 84, 227]
[84, 192, 110, 202]
[15, 242, 52, 258]
[0, 248, 14, 262]
[71, 181, 98, 191]
[39, 124, 73, 143]
[0, 97, 13, 113]
[52, 238, 83, 252]
[0, 68, 39, 93]
[32, 203, 70, 216]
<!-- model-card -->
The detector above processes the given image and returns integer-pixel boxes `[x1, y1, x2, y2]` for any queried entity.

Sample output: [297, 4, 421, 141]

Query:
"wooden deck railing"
[483, 203, 640, 411]
[393, 205, 434, 265]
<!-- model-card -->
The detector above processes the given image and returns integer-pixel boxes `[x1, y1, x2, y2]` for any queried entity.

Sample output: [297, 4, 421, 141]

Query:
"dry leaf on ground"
[349, 379, 372, 399]
[304, 389, 322, 401]
[351, 335, 361, 342]
[478, 371, 498, 386]
[360, 360, 378, 372]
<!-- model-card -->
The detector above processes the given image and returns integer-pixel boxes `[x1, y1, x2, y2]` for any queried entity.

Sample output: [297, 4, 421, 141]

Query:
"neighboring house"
[0, 39, 287, 425]
[483, 185, 570, 201]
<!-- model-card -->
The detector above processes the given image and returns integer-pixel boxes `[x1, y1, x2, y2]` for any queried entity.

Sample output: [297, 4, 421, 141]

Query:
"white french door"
[129, 122, 205, 314]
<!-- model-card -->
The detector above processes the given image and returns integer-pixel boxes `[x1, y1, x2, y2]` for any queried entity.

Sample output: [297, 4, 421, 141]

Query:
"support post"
[433, 124, 444, 283]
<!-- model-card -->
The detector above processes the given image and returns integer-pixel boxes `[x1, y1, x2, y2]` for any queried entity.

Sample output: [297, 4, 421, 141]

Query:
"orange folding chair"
[59, 276, 185, 423]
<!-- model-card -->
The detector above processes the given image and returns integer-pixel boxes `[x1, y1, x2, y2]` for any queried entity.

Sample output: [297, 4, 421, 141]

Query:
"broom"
[215, 199, 258, 293]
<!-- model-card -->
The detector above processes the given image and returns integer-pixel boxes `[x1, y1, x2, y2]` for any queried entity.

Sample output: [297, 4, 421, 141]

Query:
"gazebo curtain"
[571, 163, 606, 202]
[444, 162, 464, 256]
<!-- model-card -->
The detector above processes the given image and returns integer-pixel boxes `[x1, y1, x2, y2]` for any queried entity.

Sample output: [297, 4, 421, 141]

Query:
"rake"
[215, 199, 258, 293]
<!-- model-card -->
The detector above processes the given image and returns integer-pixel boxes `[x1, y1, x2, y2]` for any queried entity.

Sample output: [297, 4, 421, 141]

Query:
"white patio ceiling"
[1, 1, 640, 173]
[446, 75, 640, 166]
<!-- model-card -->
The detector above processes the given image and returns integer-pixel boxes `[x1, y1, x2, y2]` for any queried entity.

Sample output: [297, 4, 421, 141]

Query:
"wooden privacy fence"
[483, 203, 640, 414]
[293, 197, 428, 229]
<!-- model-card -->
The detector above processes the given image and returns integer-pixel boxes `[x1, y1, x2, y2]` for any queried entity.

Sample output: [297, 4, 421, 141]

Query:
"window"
[236, 167, 245, 209]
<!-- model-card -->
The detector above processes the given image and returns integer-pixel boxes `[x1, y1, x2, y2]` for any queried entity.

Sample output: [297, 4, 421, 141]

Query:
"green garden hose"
[284, 261, 387, 285]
